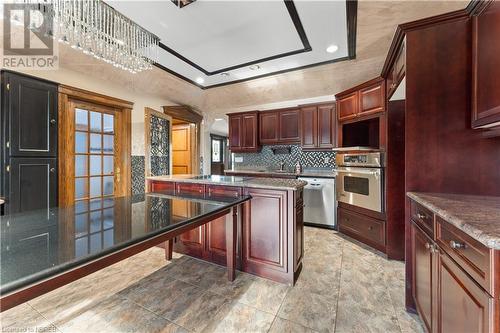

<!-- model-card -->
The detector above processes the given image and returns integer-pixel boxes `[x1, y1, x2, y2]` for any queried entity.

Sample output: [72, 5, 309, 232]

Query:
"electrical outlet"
[235, 156, 243, 163]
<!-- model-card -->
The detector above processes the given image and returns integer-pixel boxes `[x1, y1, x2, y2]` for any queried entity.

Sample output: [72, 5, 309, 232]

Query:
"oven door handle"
[334, 168, 381, 176]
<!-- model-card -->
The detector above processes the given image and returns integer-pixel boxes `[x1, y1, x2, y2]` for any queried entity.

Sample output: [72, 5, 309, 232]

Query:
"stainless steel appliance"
[335, 152, 384, 213]
[298, 176, 336, 229]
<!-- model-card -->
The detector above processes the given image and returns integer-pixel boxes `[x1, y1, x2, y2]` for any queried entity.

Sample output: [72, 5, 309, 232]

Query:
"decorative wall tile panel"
[149, 115, 170, 177]
[233, 145, 335, 171]
[131, 155, 145, 195]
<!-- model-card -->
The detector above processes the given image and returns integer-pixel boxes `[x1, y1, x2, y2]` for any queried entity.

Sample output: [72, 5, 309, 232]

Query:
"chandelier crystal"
[24, 0, 160, 73]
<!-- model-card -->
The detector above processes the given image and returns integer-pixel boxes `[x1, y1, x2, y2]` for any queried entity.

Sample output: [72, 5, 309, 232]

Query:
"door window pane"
[103, 135, 114, 154]
[75, 237, 88, 258]
[75, 132, 88, 153]
[212, 140, 221, 162]
[75, 213, 88, 237]
[103, 176, 113, 196]
[90, 134, 102, 153]
[103, 229, 114, 248]
[90, 155, 102, 175]
[90, 233, 102, 253]
[89, 198, 102, 210]
[90, 211, 101, 233]
[90, 112, 102, 132]
[103, 114, 114, 134]
[75, 155, 88, 177]
[75, 178, 88, 199]
[90, 177, 102, 197]
[103, 156, 113, 175]
[75, 109, 88, 131]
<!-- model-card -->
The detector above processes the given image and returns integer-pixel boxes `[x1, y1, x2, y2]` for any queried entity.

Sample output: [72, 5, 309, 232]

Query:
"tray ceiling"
[105, 0, 355, 89]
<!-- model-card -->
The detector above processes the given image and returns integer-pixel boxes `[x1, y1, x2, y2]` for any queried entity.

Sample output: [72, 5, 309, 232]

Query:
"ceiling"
[105, 0, 353, 89]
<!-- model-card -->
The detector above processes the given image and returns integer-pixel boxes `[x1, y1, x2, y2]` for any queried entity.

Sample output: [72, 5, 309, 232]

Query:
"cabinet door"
[411, 222, 435, 333]
[359, 81, 385, 116]
[172, 198, 205, 257]
[438, 252, 493, 333]
[6, 73, 58, 157]
[242, 188, 288, 277]
[228, 115, 242, 150]
[259, 111, 279, 144]
[206, 217, 227, 265]
[317, 104, 335, 149]
[300, 106, 318, 149]
[472, 1, 500, 128]
[8, 157, 57, 214]
[242, 113, 258, 150]
[337, 92, 358, 121]
[278, 109, 300, 143]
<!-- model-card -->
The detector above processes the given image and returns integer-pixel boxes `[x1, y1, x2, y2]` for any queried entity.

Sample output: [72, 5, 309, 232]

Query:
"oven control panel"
[336, 152, 384, 168]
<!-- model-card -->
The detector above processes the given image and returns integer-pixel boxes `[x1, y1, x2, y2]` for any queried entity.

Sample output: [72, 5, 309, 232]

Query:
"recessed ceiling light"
[249, 65, 261, 71]
[326, 44, 339, 53]
[195, 77, 204, 84]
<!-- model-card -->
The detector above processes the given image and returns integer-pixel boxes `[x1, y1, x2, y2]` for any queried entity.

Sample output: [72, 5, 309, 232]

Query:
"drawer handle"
[449, 240, 466, 249]
[417, 213, 426, 220]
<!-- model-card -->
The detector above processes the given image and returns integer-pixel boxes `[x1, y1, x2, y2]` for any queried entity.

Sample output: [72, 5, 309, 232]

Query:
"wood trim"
[346, 0, 358, 59]
[335, 77, 384, 98]
[144, 108, 173, 179]
[58, 85, 133, 109]
[163, 105, 202, 123]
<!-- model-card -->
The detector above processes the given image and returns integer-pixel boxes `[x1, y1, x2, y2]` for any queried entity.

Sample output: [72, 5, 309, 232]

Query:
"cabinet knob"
[449, 240, 466, 249]
[50, 119, 56, 125]
[425, 242, 431, 249]
[417, 213, 426, 220]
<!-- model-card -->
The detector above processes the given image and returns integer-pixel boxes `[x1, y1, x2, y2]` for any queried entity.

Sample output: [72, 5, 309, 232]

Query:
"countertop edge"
[407, 192, 500, 250]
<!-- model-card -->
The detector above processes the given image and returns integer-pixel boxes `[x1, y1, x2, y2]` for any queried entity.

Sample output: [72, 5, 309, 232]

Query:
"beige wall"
[12, 67, 177, 156]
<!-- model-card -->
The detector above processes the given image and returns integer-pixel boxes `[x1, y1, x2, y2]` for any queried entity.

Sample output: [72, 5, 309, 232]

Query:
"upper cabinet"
[386, 41, 406, 100]
[228, 111, 260, 152]
[259, 108, 300, 145]
[336, 78, 386, 122]
[472, 1, 500, 129]
[300, 103, 336, 150]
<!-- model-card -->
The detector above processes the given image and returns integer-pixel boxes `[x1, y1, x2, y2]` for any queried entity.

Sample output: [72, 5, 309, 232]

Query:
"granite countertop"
[407, 192, 500, 250]
[147, 175, 307, 191]
[225, 169, 336, 178]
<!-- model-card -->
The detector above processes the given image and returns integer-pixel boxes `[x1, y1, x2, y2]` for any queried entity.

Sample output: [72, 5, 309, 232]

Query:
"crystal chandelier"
[24, 0, 159, 73]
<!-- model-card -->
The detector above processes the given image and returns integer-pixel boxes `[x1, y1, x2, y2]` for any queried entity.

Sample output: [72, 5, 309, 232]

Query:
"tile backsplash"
[232, 145, 335, 171]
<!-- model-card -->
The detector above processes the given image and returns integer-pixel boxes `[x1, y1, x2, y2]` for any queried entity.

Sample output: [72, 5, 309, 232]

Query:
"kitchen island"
[147, 175, 307, 285]
[0, 192, 250, 312]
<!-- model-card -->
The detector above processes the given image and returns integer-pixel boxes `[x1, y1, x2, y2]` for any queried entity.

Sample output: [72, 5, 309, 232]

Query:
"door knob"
[50, 168, 55, 173]
[50, 119, 56, 125]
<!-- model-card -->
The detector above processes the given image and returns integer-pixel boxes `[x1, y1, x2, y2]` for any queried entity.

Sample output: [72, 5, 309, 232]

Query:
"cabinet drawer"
[206, 185, 242, 198]
[338, 208, 385, 248]
[150, 181, 175, 193]
[411, 201, 434, 238]
[436, 217, 493, 295]
[176, 183, 205, 195]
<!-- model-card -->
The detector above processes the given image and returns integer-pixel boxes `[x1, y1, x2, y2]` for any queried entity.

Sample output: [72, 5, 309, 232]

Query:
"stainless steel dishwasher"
[298, 177, 336, 229]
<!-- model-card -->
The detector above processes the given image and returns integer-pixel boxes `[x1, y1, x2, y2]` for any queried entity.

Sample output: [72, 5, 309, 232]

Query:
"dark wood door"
[317, 104, 335, 149]
[8, 157, 57, 213]
[300, 106, 318, 149]
[228, 115, 242, 150]
[5, 72, 58, 157]
[359, 81, 385, 117]
[278, 109, 300, 143]
[241, 113, 259, 150]
[259, 111, 279, 144]
[437, 252, 493, 333]
[242, 188, 288, 277]
[337, 92, 358, 122]
[472, 1, 500, 128]
[411, 222, 435, 333]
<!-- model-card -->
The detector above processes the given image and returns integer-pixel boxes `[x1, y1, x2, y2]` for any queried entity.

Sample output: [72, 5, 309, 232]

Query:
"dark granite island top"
[147, 174, 307, 191]
[0, 192, 249, 311]
[407, 192, 500, 249]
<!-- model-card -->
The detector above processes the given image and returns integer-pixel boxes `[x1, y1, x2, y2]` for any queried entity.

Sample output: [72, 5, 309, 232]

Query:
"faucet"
[279, 160, 286, 171]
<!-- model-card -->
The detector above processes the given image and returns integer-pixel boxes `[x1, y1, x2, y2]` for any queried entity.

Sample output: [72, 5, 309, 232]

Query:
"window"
[212, 139, 221, 163]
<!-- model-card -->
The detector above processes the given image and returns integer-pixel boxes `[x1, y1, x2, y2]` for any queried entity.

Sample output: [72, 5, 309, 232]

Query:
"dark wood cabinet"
[258, 108, 300, 145]
[338, 206, 386, 252]
[278, 108, 300, 143]
[472, 1, 500, 129]
[411, 221, 435, 333]
[300, 103, 336, 150]
[2, 71, 58, 158]
[337, 92, 358, 122]
[259, 111, 278, 144]
[336, 78, 386, 122]
[228, 112, 259, 152]
[386, 42, 406, 99]
[8, 158, 57, 214]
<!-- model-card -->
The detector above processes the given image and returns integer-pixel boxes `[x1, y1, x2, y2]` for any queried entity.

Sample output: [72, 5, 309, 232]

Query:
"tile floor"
[0, 227, 424, 333]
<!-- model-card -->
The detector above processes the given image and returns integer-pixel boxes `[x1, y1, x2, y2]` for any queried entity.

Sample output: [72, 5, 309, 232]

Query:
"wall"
[232, 145, 335, 171]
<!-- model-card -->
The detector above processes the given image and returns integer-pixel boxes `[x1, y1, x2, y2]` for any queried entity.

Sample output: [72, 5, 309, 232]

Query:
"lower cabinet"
[409, 201, 498, 333]
[338, 206, 386, 252]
